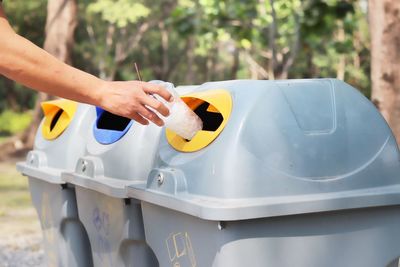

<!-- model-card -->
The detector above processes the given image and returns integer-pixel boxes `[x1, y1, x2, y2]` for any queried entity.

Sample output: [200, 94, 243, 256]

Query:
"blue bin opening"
[93, 107, 133, 145]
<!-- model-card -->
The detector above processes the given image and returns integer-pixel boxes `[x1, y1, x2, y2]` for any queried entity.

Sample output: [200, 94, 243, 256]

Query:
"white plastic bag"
[149, 80, 203, 140]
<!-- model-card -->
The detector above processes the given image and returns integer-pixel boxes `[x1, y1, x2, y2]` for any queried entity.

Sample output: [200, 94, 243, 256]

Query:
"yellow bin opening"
[41, 99, 77, 140]
[166, 89, 232, 152]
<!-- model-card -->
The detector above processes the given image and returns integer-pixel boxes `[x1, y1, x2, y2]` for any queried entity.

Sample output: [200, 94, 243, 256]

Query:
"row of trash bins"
[17, 79, 400, 267]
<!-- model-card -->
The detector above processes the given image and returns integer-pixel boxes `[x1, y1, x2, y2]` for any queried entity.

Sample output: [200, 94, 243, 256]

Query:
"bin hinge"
[75, 156, 104, 178]
[147, 168, 187, 195]
[26, 151, 47, 168]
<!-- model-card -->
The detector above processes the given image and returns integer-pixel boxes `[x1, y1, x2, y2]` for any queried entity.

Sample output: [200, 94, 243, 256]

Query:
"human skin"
[0, 5, 172, 126]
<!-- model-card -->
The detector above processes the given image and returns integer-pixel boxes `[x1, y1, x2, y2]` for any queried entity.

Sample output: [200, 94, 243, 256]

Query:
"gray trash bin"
[63, 119, 161, 267]
[62, 84, 199, 267]
[125, 79, 400, 267]
[17, 99, 95, 267]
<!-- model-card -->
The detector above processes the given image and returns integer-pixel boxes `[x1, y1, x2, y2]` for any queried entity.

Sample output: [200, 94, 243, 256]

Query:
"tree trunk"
[277, 10, 301, 79]
[185, 36, 196, 84]
[4, 78, 18, 111]
[22, 0, 78, 149]
[205, 45, 219, 81]
[159, 21, 170, 80]
[230, 46, 240, 80]
[44, 0, 78, 64]
[369, 0, 400, 143]
[336, 21, 346, 80]
[21, 93, 49, 148]
[268, 0, 277, 80]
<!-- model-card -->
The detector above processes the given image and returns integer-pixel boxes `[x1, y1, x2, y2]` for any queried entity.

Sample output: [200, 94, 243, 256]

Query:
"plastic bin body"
[65, 118, 161, 267]
[124, 79, 400, 267]
[142, 202, 400, 267]
[62, 85, 199, 267]
[29, 179, 92, 267]
[17, 101, 95, 267]
[75, 187, 157, 267]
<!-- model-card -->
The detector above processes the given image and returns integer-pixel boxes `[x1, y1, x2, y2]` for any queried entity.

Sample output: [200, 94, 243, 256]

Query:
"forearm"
[0, 35, 105, 105]
[0, 10, 104, 106]
[0, 5, 173, 126]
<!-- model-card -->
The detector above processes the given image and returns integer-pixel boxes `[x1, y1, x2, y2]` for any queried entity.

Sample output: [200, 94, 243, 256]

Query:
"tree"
[82, 0, 153, 80]
[0, 0, 78, 158]
[0, 0, 374, 157]
[369, 0, 400, 143]
[0, 0, 46, 113]
[21, 0, 78, 150]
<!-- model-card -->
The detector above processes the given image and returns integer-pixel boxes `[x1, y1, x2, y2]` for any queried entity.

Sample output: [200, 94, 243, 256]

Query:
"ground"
[0, 158, 44, 267]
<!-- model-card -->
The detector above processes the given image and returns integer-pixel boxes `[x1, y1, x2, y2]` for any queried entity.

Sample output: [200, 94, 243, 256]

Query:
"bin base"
[142, 202, 400, 267]
[29, 178, 93, 267]
[75, 187, 158, 267]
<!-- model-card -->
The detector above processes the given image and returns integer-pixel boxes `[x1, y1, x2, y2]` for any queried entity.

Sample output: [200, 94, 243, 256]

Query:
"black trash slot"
[193, 102, 223, 132]
[97, 111, 131, 131]
[50, 109, 64, 131]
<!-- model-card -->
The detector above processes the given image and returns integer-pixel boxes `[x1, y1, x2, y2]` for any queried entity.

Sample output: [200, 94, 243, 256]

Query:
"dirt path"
[0, 234, 44, 267]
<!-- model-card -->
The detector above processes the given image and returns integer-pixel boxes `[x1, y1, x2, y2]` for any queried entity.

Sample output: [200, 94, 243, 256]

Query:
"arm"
[0, 5, 171, 126]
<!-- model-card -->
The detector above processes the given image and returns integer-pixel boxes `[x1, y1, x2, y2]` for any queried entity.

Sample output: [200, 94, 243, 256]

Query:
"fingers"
[142, 83, 173, 102]
[141, 95, 170, 117]
[137, 106, 164, 126]
[130, 112, 149, 126]
[100, 80, 172, 127]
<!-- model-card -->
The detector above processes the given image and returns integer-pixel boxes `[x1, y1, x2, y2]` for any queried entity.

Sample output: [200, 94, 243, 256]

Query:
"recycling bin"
[62, 105, 160, 267]
[16, 99, 95, 267]
[125, 79, 400, 267]
[62, 84, 201, 267]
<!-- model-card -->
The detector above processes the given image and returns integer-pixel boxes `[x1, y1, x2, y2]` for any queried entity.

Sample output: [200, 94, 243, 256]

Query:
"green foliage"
[3, 0, 47, 45]
[0, 1, 44, 113]
[0, 111, 32, 136]
[0, 0, 372, 113]
[87, 0, 150, 28]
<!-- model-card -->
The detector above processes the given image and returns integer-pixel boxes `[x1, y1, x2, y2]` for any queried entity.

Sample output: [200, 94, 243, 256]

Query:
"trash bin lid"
[127, 79, 400, 220]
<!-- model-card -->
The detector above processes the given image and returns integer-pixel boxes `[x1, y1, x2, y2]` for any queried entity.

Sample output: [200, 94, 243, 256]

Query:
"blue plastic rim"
[93, 107, 133, 145]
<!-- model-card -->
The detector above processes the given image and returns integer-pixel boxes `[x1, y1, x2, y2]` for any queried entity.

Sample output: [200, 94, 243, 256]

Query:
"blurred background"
[0, 0, 398, 266]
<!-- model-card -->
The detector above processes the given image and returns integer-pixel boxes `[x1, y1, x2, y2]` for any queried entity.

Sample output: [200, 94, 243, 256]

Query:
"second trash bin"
[63, 107, 160, 267]
[62, 85, 198, 267]
[126, 79, 400, 267]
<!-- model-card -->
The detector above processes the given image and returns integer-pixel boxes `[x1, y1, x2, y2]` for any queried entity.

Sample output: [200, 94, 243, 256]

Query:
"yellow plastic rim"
[166, 89, 232, 152]
[41, 99, 77, 140]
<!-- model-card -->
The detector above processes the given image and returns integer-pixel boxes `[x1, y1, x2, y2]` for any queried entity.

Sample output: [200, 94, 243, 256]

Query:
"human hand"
[98, 80, 173, 126]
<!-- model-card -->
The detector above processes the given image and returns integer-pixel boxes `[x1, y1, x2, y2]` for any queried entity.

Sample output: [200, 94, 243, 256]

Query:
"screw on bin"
[29, 154, 35, 165]
[157, 173, 164, 186]
[218, 221, 226, 230]
[81, 160, 88, 173]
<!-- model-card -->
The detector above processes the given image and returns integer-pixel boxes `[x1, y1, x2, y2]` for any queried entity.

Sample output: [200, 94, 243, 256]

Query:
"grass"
[0, 110, 33, 145]
[0, 160, 41, 238]
[0, 110, 32, 136]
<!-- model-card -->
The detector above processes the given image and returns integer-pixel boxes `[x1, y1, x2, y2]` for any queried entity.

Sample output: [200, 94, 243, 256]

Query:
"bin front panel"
[142, 202, 400, 267]
[29, 178, 93, 267]
[75, 187, 157, 267]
